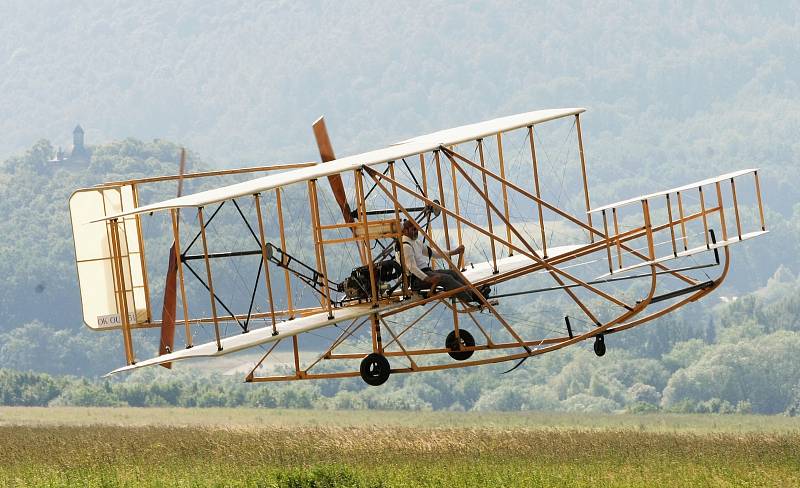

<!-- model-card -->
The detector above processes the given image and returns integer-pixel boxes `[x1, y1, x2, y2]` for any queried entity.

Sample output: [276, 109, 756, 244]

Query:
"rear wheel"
[593, 335, 606, 357]
[359, 353, 391, 386]
[446, 329, 475, 361]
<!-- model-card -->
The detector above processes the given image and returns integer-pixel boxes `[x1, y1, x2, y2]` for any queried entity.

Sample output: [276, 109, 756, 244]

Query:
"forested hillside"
[1, 1, 799, 413]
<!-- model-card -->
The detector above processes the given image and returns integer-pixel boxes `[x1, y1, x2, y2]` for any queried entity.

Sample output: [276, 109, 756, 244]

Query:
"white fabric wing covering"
[101, 108, 585, 220]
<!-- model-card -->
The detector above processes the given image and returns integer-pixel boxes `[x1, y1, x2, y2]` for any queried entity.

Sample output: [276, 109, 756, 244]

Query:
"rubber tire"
[446, 329, 476, 361]
[359, 353, 391, 386]
[593, 335, 606, 357]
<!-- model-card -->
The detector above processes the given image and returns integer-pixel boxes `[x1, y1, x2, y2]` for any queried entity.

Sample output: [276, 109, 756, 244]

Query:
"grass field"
[1, 407, 798, 487]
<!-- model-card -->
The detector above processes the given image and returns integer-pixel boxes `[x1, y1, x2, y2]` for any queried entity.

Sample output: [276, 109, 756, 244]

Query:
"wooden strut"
[434, 150, 462, 347]
[307, 179, 335, 318]
[496, 133, 514, 256]
[254, 193, 278, 336]
[300, 318, 368, 374]
[170, 208, 192, 347]
[478, 139, 498, 273]
[442, 146, 699, 286]
[197, 207, 222, 351]
[699, 186, 710, 248]
[380, 302, 441, 350]
[602, 210, 613, 274]
[715, 182, 729, 241]
[109, 218, 135, 364]
[730, 178, 743, 240]
[666, 194, 678, 257]
[753, 171, 766, 231]
[131, 184, 152, 323]
[527, 126, 548, 257]
[353, 170, 383, 354]
[388, 162, 409, 296]
[275, 188, 295, 319]
[575, 114, 593, 241]
[612, 208, 623, 269]
[450, 153, 464, 250]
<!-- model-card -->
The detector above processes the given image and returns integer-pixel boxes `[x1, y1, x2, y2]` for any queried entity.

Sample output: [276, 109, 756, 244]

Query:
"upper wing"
[99, 108, 585, 220]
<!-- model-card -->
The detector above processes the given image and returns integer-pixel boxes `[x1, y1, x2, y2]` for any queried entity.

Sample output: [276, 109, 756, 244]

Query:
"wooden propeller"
[313, 117, 354, 223]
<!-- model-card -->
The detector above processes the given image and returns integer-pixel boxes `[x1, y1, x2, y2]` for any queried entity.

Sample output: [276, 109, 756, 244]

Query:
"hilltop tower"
[69, 125, 90, 163]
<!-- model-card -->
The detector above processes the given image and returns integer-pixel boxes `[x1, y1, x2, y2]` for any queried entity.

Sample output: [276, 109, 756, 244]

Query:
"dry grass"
[0, 408, 798, 487]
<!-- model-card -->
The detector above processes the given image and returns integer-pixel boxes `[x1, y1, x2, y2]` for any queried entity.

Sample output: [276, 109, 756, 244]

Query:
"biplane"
[69, 107, 767, 386]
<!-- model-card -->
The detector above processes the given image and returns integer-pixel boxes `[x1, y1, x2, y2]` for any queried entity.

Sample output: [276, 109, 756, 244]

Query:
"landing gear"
[446, 329, 475, 361]
[593, 334, 606, 357]
[359, 353, 391, 386]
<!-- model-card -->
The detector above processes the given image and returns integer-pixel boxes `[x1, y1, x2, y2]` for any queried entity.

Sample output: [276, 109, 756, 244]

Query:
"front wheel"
[359, 353, 391, 386]
[445, 329, 475, 361]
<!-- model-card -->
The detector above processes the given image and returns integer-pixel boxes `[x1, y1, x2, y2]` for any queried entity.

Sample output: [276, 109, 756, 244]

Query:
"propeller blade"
[158, 148, 187, 368]
[313, 117, 354, 223]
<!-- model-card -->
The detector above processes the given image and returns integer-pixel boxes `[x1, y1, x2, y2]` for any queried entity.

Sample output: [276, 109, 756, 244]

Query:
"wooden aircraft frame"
[69, 108, 768, 385]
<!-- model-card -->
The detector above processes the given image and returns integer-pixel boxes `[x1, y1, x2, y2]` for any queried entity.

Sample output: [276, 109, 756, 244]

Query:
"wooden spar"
[478, 139, 498, 273]
[666, 194, 678, 257]
[254, 193, 278, 336]
[527, 126, 548, 257]
[730, 178, 743, 240]
[275, 188, 294, 319]
[97, 162, 317, 188]
[754, 171, 766, 231]
[197, 207, 222, 350]
[715, 182, 729, 241]
[109, 218, 134, 364]
[575, 114, 593, 241]
[307, 179, 334, 318]
[170, 208, 192, 347]
[496, 132, 514, 256]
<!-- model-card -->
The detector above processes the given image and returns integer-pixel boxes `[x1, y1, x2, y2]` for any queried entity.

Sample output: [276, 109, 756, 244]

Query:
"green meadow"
[1, 407, 798, 487]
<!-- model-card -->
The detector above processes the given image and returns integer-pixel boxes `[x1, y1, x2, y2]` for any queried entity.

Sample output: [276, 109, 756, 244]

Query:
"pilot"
[398, 220, 488, 302]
